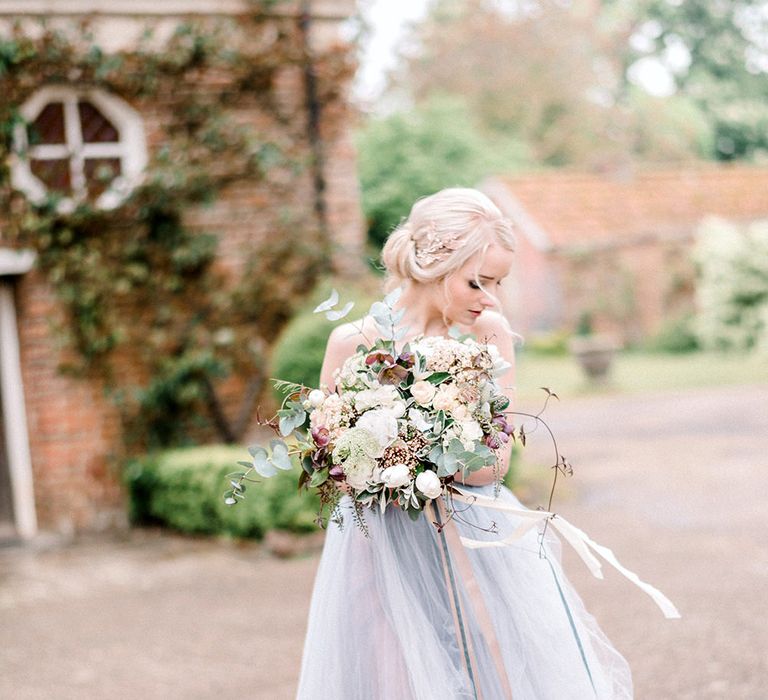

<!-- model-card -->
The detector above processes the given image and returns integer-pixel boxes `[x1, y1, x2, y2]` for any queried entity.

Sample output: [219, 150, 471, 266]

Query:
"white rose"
[307, 389, 325, 408]
[416, 470, 442, 500]
[355, 385, 398, 412]
[459, 419, 484, 448]
[355, 409, 399, 451]
[410, 380, 437, 406]
[390, 399, 407, 418]
[408, 407, 432, 432]
[450, 404, 469, 422]
[433, 384, 460, 412]
[381, 463, 411, 488]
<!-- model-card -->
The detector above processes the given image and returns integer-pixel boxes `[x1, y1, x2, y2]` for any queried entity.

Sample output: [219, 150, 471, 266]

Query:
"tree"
[620, 0, 768, 159]
[356, 94, 530, 249]
[397, 0, 626, 167]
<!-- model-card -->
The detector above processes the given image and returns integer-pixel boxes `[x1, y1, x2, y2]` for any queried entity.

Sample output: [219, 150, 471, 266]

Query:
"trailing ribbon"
[449, 487, 682, 620]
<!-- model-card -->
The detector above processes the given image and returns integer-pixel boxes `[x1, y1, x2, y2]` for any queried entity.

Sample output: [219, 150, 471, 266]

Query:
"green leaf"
[250, 446, 276, 477]
[426, 372, 451, 385]
[309, 469, 329, 488]
[270, 439, 293, 470]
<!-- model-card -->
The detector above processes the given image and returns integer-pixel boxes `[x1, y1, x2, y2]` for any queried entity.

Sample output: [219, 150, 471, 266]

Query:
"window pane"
[28, 103, 66, 145]
[30, 158, 71, 192]
[84, 158, 122, 197]
[78, 101, 119, 143]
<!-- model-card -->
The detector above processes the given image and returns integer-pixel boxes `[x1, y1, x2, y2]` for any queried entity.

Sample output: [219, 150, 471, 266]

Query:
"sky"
[350, 0, 433, 106]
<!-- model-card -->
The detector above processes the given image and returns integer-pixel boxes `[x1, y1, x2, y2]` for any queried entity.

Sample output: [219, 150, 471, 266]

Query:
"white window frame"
[11, 85, 147, 211]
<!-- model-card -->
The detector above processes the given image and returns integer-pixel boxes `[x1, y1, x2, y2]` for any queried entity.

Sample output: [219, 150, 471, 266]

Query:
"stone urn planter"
[568, 334, 621, 382]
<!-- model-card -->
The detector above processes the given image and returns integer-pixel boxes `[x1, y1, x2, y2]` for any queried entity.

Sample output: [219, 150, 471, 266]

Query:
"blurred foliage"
[645, 313, 701, 354]
[357, 95, 531, 247]
[270, 283, 379, 399]
[520, 329, 571, 356]
[125, 445, 320, 538]
[693, 217, 768, 352]
[378, 0, 768, 174]
[622, 0, 768, 160]
[0, 14, 354, 451]
[625, 88, 714, 160]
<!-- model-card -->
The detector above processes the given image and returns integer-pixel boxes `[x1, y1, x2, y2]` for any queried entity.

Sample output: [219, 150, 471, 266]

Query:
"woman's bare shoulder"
[474, 310, 516, 347]
[320, 316, 375, 389]
[326, 316, 374, 353]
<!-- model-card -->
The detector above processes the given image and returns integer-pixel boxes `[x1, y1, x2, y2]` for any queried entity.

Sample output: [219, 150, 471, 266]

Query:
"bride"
[295, 188, 634, 699]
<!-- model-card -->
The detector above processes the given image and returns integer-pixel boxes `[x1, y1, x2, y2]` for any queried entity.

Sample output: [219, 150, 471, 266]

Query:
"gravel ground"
[1, 382, 766, 699]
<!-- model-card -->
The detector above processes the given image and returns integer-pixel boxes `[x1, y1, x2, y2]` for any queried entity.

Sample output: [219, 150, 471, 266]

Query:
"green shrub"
[270, 311, 336, 398]
[269, 285, 379, 400]
[521, 329, 571, 356]
[125, 440, 519, 539]
[693, 217, 768, 352]
[124, 445, 319, 539]
[647, 313, 701, 354]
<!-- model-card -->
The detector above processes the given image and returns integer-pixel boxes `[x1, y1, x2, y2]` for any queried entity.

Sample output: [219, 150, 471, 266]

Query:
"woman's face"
[436, 244, 515, 326]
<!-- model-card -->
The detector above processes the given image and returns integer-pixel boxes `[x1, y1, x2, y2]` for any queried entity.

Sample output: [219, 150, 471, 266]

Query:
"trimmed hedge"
[124, 443, 520, 540]
[124, 445, 319, 539]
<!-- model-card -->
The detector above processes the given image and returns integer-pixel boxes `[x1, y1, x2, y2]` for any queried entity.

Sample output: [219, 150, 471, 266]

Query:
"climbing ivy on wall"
[0, 6, 354, 450]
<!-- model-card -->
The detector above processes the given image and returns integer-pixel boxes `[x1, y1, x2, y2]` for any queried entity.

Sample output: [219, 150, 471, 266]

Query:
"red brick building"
[482, 165, 768, 343]
[0, 0, 363, 540]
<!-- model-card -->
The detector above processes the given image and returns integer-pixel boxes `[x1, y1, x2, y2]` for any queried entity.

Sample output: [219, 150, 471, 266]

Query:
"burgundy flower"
[365, 351, 395, 367]
[312, 447, 328, 468]
[492, 416, 514, 435]
[397, 351, 415, 367]
[312, 426, 331, 447]
[378, 364, 409, 385]
[485, 433, 502, 450]
[329, 465, 346, 481]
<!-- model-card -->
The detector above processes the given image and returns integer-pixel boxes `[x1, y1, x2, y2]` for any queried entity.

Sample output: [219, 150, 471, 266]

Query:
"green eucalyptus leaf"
[270, 439, 293, 470]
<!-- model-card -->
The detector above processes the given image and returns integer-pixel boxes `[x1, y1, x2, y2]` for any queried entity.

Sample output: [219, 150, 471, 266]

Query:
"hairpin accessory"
[413, 224, 464, 267]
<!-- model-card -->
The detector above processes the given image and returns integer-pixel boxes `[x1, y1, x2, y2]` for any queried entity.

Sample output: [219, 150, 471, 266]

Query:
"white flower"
[307, 389, 325, 408]
[345, 463, 376, 490]
[433, 384, 460, 412]
[390, 399, 407, 418]
[354, 384, 399, 412]
[410, 380, 437, 406]
[458, 419, 483, 448]
[450, 404, 469, 422]
[408, 407, 432, 432]
[355, 408, 399, 451]
[331, 426, 382, 490]
[416, 470, 442, 499]
[381, 463, 411, 488]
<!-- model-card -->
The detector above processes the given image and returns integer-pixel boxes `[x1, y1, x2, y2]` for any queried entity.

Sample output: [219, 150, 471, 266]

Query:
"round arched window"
[11, 86, 147, 211]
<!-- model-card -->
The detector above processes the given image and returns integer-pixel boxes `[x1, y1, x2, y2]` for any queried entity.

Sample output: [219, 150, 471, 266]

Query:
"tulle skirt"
[296, 483, 633, 699]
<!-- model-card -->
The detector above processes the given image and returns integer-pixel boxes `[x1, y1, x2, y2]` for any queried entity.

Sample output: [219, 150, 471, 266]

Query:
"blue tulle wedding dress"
[296, 481, 633, 699]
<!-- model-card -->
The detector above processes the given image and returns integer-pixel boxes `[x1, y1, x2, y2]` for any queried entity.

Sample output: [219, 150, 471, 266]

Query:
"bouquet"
[224, 287, 522, 530]
[223, 288, 682, 619]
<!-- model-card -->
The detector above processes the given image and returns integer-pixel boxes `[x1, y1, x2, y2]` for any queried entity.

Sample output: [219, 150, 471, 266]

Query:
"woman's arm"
[453, 312, 517, 487]
[319, 321, 366, 391]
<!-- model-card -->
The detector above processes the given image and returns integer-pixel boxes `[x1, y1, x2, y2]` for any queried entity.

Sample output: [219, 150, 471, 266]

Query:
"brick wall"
[4, 8, 363, 535]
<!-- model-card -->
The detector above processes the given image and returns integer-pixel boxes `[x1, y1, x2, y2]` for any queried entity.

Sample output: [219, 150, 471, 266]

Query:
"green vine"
[0, 8, 355, 451]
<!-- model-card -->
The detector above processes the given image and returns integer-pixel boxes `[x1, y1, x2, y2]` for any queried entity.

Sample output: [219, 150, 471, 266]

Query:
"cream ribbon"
[449, 487, 682, 620]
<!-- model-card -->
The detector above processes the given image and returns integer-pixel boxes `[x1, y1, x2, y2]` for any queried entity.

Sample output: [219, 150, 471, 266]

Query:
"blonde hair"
[381, 188, 516, 292]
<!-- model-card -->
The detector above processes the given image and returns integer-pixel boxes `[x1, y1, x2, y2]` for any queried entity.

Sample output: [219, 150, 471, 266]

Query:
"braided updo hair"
[381, 188, 516, 292]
